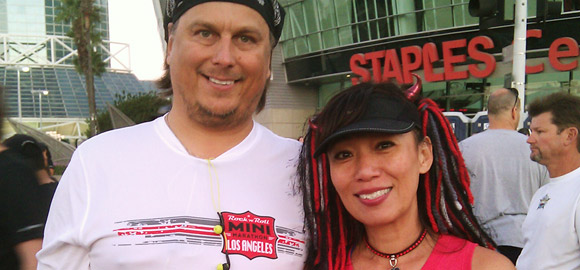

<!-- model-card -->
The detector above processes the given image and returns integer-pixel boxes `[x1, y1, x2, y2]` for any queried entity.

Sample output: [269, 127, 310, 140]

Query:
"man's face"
[527, 112, 565, 165]
[166, 2, 272, 129]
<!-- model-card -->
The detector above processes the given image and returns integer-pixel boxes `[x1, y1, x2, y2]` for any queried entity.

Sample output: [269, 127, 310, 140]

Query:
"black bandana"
[165, 0, 285, 45]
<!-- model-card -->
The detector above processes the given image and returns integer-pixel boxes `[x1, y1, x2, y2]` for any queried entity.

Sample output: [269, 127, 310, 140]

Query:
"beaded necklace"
[364, 229, 427, 270]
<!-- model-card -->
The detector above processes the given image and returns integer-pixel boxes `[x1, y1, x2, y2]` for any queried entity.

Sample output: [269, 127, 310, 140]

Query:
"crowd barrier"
[443, 111, 530, 141]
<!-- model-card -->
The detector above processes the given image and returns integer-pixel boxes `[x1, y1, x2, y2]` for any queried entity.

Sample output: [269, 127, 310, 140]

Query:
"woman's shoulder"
[471, 246, 515, 270]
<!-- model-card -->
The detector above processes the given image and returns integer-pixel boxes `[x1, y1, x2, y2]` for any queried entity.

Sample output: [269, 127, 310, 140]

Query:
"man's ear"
[564, 127, 579, 147]
[166, 23, 175, 65]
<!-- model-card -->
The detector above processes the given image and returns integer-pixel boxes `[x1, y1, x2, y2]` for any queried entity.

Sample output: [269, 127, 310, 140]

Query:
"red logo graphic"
[221, 211, 278, 260]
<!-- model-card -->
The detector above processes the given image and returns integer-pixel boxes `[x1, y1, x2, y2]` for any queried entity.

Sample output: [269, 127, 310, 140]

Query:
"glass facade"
[1, 0, 152, 122]
[280, 0, 478, 58]
[280, 0, 580, 114]
[45, 0, 110, 65]
[0, 66, 152, 118]
[0, 0, 110, 66]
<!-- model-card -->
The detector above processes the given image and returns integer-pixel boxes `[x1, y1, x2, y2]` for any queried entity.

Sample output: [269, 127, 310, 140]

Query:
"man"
[517, 92, 580, 269]
[459, 88, 549, 264]
[0, 86, 45, 270]
[38, 1, 306, 269]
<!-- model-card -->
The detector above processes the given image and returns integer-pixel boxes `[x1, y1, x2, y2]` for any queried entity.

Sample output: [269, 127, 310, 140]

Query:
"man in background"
[459, 88, 549, 263]
[517, 92, 580, 269]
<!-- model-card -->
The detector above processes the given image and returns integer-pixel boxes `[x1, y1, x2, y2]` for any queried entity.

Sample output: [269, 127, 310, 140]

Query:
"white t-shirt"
[38, 116, 307, 269]
[516, 166, 580, 270]
[459, 129, 549, 247]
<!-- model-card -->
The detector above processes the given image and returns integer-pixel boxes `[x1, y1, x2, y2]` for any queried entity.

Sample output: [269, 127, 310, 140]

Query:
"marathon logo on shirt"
[537, 194, 551, 209]
[221, 211, 278, 259]
[112, 215, 305, 259]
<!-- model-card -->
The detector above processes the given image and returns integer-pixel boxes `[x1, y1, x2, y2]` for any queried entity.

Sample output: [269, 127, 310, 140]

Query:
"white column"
[512, 0, 527, 129]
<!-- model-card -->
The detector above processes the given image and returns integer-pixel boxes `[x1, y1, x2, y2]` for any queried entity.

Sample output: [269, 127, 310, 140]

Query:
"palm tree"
[56, 0, 106, 136]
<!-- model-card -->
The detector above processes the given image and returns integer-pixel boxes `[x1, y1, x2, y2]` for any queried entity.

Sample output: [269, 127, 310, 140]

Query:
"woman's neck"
[353, 222, 437, 270]
[364, 215, 424, 254]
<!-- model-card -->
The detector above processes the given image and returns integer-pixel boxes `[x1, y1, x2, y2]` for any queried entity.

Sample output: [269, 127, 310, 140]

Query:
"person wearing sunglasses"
[459, 88, 549, 264]
[38, 1, 307, 269]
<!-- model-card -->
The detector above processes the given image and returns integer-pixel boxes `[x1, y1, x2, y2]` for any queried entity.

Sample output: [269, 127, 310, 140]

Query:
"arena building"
[1, 0, 155, 141]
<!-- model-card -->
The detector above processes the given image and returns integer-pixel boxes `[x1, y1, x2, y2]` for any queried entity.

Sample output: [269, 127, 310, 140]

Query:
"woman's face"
[327, 132, 433, 228]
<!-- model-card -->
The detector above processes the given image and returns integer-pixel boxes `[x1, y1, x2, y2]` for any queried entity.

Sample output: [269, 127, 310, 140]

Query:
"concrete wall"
[254, 46, 318, 139]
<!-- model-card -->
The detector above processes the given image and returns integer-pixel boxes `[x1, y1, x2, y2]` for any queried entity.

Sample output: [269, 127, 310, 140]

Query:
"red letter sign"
[468, 36, 496, 78]
[401, 46, 422, 84]
[442, 39, 468, 80]
[350, 53, 370, 84]
[549, 37, 579, 71]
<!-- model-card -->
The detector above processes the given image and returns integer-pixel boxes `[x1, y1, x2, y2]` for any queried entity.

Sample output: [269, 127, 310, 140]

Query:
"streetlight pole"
[6, 65, 30, 122]
[513, 0, 528, 129]
[31, 90, 49, 129]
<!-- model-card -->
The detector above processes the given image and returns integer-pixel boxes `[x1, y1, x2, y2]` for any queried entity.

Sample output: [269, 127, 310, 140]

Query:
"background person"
[38, 1, 306, 269]
[459, 88, 549, 263]
[0, 86, 45, 270]
[517, 92, 580, 269]
[3, 134, 58, 221]
[298, 81, 514, 269]
[38, 143, 55, 177]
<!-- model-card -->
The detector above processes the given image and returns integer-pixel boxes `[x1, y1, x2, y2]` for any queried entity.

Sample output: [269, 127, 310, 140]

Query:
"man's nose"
[211, 39, 235, 67]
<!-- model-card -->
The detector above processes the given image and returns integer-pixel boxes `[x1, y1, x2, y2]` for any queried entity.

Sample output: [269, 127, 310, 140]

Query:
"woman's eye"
[334, 151, 352, 160]
[377, 141, 394, 150]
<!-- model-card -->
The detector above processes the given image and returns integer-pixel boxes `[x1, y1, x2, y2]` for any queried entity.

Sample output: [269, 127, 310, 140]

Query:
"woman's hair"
[297, 81, 494, 270]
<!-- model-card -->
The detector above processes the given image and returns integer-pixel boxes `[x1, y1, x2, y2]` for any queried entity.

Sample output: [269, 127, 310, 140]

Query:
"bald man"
[459, 88, 549, 263]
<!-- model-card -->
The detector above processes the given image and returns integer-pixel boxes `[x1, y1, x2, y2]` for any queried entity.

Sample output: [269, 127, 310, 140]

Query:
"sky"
[108, 0, 165, 81]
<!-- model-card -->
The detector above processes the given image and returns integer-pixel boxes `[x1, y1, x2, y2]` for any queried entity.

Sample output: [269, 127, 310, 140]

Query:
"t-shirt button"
[213, 225, 223, 234]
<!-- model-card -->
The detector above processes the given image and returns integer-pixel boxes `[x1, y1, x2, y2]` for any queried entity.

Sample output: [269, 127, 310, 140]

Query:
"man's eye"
[199, 30, 211, 38]
[239, 36, 253, 43]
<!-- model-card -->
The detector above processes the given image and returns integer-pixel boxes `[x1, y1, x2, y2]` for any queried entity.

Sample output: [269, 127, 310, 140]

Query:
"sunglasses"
[507, 87, 519, 108]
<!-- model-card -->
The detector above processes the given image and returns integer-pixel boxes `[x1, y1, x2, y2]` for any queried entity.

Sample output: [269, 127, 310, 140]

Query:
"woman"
[298, 79, 514, 270]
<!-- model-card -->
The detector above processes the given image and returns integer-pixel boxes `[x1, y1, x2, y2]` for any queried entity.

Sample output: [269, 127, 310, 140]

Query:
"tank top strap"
[422, 234, 477, 270]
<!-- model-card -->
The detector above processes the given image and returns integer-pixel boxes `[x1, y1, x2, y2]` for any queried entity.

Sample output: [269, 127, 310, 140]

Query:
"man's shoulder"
[461, 129, 526, 146]
[254, 122, 301, 150]
[77, 118, 159, 152]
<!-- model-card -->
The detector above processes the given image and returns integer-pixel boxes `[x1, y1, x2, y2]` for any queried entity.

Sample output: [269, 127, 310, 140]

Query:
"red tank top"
[345, 234, 477, 270]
